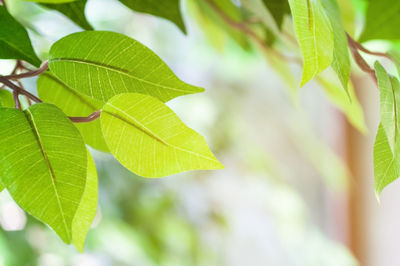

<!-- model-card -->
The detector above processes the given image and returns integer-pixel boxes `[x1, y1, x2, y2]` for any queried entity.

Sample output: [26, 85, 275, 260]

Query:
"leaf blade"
[100, 93, 224, 177]
[48, 31, 204, 102]
[288, 0, 334, 86]
[0, 104, 87, 243]
[0, 6, 41, 66]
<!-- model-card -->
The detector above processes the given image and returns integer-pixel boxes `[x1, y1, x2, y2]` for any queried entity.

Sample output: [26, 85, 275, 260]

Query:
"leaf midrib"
[25, 108, 71, 242]
[49, 58, 203, 94]
[104, 103, 220, 163]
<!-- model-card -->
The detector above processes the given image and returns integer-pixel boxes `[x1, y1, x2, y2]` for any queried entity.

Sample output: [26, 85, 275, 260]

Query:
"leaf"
[26, 0, 77, 3]
[40, 0, 93, 30]
[37, 72, 108, 152]
[320, 0, 351, 91]
[0, 103, 87, 243]
[118, 0, 186, 33]
[373, 62, 400, 196]
[0, 6, 41, 66]
[0, 90, 14, 108]
[72, 150, 98, 252]
[48, 31, 204, 102]
[288, 0, 334, 86]
[359, 0, 400, 42]
[100, 93, 224, 177]
[261, 0, 290, 29]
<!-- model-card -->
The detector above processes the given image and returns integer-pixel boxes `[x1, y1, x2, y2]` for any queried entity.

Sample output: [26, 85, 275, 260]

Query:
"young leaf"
[118, 0, 186, 33]
[40, 0, 94, 31]
[100, 93, 224, 177]
[37, 72, 108, 152]
[288, 0, 334, 86]
[373, 62, 400, 196]
[0, 6, 41, 66]
[359, 0, 400, 42]
[72, 150, 98, 252]
[320, 0, 351, 91]
[261, 0, 290, 29]
[48, 31, 204, 102]
[0, 90, 14, 108]
[0, 103, 87, 243]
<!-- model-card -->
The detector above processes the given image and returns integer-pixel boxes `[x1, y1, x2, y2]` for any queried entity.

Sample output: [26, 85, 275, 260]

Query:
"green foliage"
[40, 0, 93, 30]
[72, 150, 98, 252]
[0, 6, 40, 66]
[374, 62, 400, 196]
[101, 93, 224, 177]
[320, 0, 351, 91]
[288, 0, 333, 86]
[0, 90, 14, 108]
[359, 0, 400, 42]
[37, 72, 108, 152]
[0, 103, 87, 243]
[261, 0, 290, 29]
[119, 0, 186, 33]
[2, 0, 400, 250]
[48, 31, 204, 102]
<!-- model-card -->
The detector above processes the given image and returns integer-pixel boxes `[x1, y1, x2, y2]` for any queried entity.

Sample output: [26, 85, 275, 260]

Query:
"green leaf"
[261, 0, 290, 29]
[40, 0, 93, 31]
[0, 103, 87, 243]
[359, 0, 400, 42]
[100, 93, 224, 177]
[26, 0, 77, 3]
[48, 31, 204, 102]
[373, 62, 400, 196]
[0, 90, 14, 108]
[0, 6, 41, 66]
[320, 0, 351, 91]
[288, 0, 334, 86]
[118, 0, 186, 33]
[37, 72, 108, 152]
[72, 150, 98, 252]
[0, 183, 4, 192]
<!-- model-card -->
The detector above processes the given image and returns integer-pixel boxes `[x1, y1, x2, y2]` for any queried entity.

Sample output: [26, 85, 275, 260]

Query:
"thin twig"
[69, 111, 101, 123]
[346, 33, 391, 59]
[347, 34, 377, 85]
[13, 91, 21, 109]
[204, 0, 296, 62]
[3, 61, 48, 80]
[0, 77, 42, 103]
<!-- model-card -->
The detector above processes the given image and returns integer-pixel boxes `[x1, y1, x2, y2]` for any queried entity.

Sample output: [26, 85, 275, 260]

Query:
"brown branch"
[69, 111, 101, 123]
[13, 90, 21, 109]
[0, 77, 42, 103]
[4, 61, 48, 80]
[0, 0, 6, 8]
[204, 0, 296, 62]
[346, 33, 391, 59]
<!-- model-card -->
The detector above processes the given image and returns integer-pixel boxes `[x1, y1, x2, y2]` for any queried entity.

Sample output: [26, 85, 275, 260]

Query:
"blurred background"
[0, 0, 398, 265]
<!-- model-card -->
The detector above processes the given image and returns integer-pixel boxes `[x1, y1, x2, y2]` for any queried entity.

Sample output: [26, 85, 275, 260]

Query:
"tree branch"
[0, 77, 42, 103]
[346, 33, 391, 59]
[3, 61, 48, 80]
[69, 111, 101, 123]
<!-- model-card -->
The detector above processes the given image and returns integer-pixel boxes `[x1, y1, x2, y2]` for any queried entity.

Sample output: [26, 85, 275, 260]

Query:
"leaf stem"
[69, 111, 101, 123]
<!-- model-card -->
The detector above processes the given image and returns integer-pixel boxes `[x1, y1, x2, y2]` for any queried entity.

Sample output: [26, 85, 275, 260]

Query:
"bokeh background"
[0, 0, 397, 265]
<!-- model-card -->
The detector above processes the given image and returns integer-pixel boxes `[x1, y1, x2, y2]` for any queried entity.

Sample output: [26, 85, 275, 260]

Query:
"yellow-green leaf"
[0, 90, 14, 108]
[48, 31, 204, 102]
[288, 0, 334, 86]
[37, 72, 108, 152]
[72, 150, 98, 252]
[100, 93, 224, 177]
[0, 103, 87, 243]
